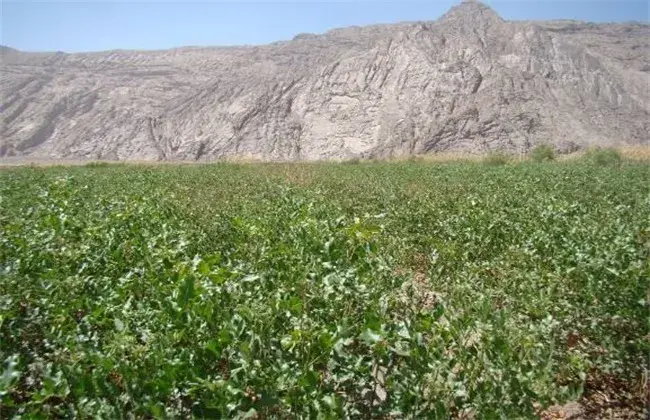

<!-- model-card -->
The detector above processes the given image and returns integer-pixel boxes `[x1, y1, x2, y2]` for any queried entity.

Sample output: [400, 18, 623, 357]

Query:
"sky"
[1, 1, 648, 53]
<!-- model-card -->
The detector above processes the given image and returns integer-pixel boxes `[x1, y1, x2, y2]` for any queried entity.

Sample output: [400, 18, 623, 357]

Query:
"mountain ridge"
[1, 1, 648, 161]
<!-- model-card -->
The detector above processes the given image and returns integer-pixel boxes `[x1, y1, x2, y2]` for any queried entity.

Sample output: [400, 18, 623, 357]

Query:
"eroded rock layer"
[1, 1, 648, 160]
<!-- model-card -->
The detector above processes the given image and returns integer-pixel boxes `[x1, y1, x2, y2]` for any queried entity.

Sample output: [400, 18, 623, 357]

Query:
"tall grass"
[583, 147, 622, 166]
[530, 145, 555, 162]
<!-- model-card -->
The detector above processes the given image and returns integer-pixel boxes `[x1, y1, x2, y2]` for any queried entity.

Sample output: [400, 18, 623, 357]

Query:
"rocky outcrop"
[1, 1, 648, 161]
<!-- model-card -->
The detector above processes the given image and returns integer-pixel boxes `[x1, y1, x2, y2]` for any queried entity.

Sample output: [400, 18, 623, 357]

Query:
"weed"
[84, 161, 111, 167]
[530, 145, 555, 162]
[584, 147, 622, 166]
[483, 151, 511, 165]
[407, 155, 424, 163]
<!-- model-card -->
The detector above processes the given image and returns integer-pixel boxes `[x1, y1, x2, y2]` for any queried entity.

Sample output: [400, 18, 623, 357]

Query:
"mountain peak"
[440, 0, 503, 24]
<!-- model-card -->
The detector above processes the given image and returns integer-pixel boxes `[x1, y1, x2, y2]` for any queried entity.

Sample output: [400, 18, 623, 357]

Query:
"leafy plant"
[530, 144, 555, 162]
[0, 161, 646, 417]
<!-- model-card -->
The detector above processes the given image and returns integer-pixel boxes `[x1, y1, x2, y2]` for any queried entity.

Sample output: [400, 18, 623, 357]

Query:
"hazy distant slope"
[1, 1, 648, 161]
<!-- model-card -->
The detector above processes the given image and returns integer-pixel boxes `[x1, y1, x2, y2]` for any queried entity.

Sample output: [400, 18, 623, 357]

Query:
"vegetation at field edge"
[530, 145, 555, 163]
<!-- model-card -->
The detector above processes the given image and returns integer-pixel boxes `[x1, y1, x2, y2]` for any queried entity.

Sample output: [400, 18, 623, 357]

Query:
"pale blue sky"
[1, 1, 648, 52]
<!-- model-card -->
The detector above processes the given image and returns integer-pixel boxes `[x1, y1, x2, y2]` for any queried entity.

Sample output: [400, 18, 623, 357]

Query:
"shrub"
[483, 151, 511, 166]
[84, 161, 110, 168]
[584, 147, 622, 166]
[530, 145, 555, 162]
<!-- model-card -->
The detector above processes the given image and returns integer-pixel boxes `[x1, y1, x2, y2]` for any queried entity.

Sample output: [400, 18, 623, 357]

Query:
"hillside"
[1, 1, 649, 161]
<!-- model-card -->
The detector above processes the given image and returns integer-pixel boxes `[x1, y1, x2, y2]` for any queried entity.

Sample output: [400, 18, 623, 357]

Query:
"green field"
[1, 160, 648, 418]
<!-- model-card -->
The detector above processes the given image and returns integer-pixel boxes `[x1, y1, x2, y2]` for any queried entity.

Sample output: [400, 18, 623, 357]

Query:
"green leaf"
[298, 371, 319, 390]
[334, 338, 353, 356]
[198, 260, 211, 275]
[288, 296, 303, 314]
[205, 340, 221, 358]
[178, 276, 195, 306]
[0, 355, 21, 397]
[322, 394, 339, 410]
[390, 345, 411, 357]
[114, 318, 125, 332]
[360, 329, 382, 345]
[242, 408, 258, 419]
[397, 323, 411, 339]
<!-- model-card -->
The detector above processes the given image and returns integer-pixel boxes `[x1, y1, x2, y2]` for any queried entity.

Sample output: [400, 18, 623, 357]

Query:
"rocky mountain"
[1, 0, 648, 161]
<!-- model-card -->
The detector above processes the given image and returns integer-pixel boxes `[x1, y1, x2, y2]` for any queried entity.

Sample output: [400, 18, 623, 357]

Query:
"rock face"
[1, 1, 649, 161]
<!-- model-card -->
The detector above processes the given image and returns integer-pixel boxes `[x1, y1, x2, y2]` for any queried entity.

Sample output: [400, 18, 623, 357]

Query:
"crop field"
[1, 160, 648, 418]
